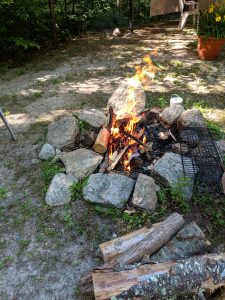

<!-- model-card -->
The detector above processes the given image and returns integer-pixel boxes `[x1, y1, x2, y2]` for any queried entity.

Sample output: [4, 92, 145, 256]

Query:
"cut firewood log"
[81, 213, 184, 286]
[93, 253, 225, 300]
[99, 224, 161, 263]
[93, 128, 110, 154]
[99, 222, 210, 264]
[105, 212, 184, 267]
[93, 106, 114, 154]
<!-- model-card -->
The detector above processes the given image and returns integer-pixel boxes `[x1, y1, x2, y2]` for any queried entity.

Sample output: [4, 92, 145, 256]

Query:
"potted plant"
[197, 0, 225, 60]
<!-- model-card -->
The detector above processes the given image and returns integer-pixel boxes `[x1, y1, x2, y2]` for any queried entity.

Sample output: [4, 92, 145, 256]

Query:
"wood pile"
[81, 213, 225, 300]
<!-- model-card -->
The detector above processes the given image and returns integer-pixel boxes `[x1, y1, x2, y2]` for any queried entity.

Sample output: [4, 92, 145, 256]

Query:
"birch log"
[93, 254, 225, 300]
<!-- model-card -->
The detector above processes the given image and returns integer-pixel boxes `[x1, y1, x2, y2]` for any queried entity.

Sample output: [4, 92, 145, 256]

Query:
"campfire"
[93, 53, 179, 176]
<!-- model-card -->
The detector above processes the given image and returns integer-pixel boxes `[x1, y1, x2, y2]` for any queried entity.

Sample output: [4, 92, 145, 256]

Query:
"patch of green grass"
[0, 256, 14, 270]
[207, 120, 225, 140]
[70, 177, 89, 201]
[17, 239, 29, 255]
[193, 193, 225, 230]
[30, 91, 43, 100]
[73, 113, 91, 134]
[41, 160, 65, 187]
[94, 205, 151, 230]
[62, 208, 74, 229]
[0, 188, 7, 200]
[145, 93, 167, 109]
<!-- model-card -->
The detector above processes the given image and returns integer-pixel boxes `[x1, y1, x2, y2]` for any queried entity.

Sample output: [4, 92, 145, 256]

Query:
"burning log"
[121, 129, 149, 149]
[107, 145, 129, 171]
[121, 129, 151, 160]
[92, 253, 225, 300]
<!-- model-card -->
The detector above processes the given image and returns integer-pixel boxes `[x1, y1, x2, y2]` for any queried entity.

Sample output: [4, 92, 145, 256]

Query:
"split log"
[99, 222, 210, 264]
[99, 224, 160, 263]
[93, 253, 225, 300]
[107, 212, 184, 268]
[81, 213, 184, 286]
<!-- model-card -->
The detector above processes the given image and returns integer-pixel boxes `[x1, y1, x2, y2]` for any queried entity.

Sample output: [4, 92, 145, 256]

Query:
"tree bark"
[93, 254, 225, 300]
[48, 0, 58, 47]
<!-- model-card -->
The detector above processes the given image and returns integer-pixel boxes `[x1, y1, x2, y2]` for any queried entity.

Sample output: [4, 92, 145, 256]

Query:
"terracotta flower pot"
[197, 37, 225, 60]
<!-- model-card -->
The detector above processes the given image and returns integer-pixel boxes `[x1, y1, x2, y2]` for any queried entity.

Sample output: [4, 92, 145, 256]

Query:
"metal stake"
[0, 108, 16, 141]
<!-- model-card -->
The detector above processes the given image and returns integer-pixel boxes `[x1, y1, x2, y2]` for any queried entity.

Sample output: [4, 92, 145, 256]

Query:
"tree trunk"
[64, 0, 67, 14]
[48, 0, 58, 47]
[128, 0, 133, 32]
[93, 254, 225, 300]
[72, 0, 75, 14]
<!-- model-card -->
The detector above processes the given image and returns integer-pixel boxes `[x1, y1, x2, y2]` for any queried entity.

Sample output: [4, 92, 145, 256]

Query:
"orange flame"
[134, 51, 158, 86]
[109, 51, 157, 171]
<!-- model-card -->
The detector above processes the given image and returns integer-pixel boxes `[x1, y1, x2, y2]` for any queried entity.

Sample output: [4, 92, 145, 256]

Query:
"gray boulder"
[45, 173, 78, 206]
[131, 174, 157, 212]
[47, 116, 79, 150]
[216, 140, 225, 157]
[160, 105, 185, 126]
[107, 80, 146, 119]
[38, 143, 55, 160]
[83, 173, 135, 208]
[154, 152, 194, 200]
[150, 222, 210, 263]
[61, 148, 103, 179]
[178, 109, 206, 128]
[77, 109, 107, 128]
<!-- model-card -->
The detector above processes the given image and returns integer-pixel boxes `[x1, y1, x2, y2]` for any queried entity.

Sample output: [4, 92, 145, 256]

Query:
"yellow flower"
[209, 6, 214, 13]
[216, 15, 222, 21]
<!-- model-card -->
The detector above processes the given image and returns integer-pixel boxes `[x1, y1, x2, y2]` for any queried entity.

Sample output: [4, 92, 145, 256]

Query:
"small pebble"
[32, 159, 40, 165]
[112, 233, 118, 239]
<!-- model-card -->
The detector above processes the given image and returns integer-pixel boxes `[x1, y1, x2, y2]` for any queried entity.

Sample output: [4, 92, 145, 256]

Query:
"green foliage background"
[0, 0, 151, 55]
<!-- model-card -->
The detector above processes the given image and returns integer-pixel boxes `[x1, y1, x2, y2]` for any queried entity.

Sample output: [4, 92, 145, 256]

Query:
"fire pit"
[43, 53, 224, 209]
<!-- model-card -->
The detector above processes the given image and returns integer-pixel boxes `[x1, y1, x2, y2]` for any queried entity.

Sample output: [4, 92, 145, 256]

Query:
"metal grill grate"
[179, 127, 224, 194]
